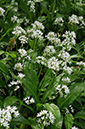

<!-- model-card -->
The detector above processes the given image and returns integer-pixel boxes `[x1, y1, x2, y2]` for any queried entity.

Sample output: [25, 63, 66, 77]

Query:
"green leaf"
[42, 73, 64, 102]
[0, 51, 4, 55]
[64, 114, 74, 129]
[0, 78, 6, 87]
[44, 103, 63, 129]
[12, 115, 30, 125]
[74, 110, 85, 120]
[3, 96, 18, 107]
[22, 67, 39, 103]
[0, 61, 10, 75]
[24, 67, 39, 89]
[57, 82, 85, 109]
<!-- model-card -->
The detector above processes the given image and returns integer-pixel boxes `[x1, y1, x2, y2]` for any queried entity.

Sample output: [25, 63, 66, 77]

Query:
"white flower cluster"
[69, 105, 74, 113]
[63, 66, 73, 75]
[32, 21, 44, 30]
[47, 57, 62, 71]
[62, 77, 71, 83]
[56, 84, 70, 98]
[69, 14, 85, 26]
[27, 21, 44, 40]
[14, 63, 23, 71]
[54, 17, 64, 26]
[62, 31, 76, 51]
[43, 45, 56, 56]
[24, 17, 29, 26]
[37, 110, 55, 126]
[17, 73, 25, 80]
[18, 49, 27, 57]
[12, 26, 26, 36]
[19, 35, 28, 45]
[36, 56, 47, 66]
[23, 96, 35, 105]
[27, 0, 43, 12]
[8, 80, 21, 91]
[11, 15, 19, 23]
[45, 32, 61, 45]
[76, 61, 85, 67]
[0, 106, 19, 129]
[27, 0, 35, 13]
[58, 49, 71, 62]
[71, 126, 79, 129]
[0, 7, 5, 16]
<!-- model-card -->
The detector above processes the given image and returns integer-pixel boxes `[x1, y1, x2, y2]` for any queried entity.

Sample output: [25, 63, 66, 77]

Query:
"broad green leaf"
[74, 119, 85, 129]
[0, 51, 4, 55]
[42, 73, 64, 102]
[12, 115, 30, 125]
[57, 83, 85, 109]
[24, 67, 39, 89]
[0, 61, 10, 75]
[0, 78, 6, 87]
[3, 96, 18, 107]
[64, 114, 74, 129]
[74, 110, 85, 120]
[44, 103, 63, 129]
[22, 79, 39, 104]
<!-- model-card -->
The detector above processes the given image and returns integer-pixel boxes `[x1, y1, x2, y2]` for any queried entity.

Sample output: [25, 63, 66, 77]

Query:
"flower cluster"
[27, 21, 44, 40]
[36, 56, 47, 66]
[61, 31, 76, 51]
[27, 0, 35, 13]
[11, 15, 19, 23]
[18, 49, 27, 57]
[69, 105, 74, 113]
[14, 63, 23, 71]
[54, 17, 64, 26]
[71, 126, 79, 129]
[37, 110, 55, 126]
[56, 84, 70, 98]
[47, 57, 62, 71]
[23, 96, 35, 105]
[12, 26, 26, 36]
[43, 45, 56, 57]
[27, 0, 43, 13]
[0, 7, 5, 16]
[0, 106, 19, 129]
[45, 32, 61, 45]
[62, 77, 71, 83]
[69, 14, 85, 26]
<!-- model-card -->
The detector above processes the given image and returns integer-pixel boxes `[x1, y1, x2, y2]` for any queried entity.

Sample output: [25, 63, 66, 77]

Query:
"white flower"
[71, 126, 78, 129]
[23, 96, 35, 105]
[45, 32, 61, 45]
[18, 49, 27, 57]
[62, 77, 71, 83]
[19, 35, 28, 45]
[27, 1, 35, 13]
[0, 106, 19, 129]
[37, 110, 55, 126]
[0, 7, 5, 16]
[17, 73, 25, 79]
[12, 26, 26, 36]
[47, 57, 62, 71]
[55, 17, 64, 26]
[11, 15, 19, 23]
[43, 45, 56, 56]
[14, 63, 23, 71]
[32, 21, 44, 30]
[69, 14, 79, 24]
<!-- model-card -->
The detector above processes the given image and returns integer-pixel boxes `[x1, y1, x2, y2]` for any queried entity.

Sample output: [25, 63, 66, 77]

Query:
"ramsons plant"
[0, 0, 85, 129]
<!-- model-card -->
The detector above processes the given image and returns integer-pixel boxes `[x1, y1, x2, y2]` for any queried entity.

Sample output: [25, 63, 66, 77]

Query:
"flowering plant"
[0, 0, 85, 129]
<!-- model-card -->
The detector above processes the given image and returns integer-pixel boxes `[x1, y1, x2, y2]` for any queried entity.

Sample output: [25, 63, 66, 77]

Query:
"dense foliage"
[0, 0, 85, 129]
